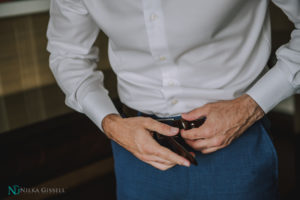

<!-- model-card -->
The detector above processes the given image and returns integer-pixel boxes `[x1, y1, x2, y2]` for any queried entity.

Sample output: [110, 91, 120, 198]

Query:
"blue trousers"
[110, 117, 279, 200]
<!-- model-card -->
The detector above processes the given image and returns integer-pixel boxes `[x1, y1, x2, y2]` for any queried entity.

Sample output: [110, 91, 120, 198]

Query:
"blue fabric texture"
[110, 116, 279, 200]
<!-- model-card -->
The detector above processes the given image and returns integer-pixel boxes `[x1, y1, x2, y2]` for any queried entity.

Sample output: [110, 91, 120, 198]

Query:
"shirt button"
[150, 13, 158, 21]
[171, 99, 178, 105]
[159, 56, 166, 61]
[168, 80, 175, 86]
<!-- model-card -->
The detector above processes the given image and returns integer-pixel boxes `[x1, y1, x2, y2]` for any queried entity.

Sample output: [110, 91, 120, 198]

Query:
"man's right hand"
[102, 114, 191, 170]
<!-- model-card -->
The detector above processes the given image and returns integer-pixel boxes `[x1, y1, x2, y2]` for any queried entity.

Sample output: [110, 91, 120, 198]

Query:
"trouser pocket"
[259, 117, 279, 183]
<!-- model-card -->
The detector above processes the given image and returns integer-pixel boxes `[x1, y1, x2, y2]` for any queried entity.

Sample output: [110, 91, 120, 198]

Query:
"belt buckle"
[153, 116, 206, 166]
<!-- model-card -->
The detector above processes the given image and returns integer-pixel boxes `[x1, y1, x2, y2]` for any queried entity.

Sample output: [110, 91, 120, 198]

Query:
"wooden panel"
[0, 12, 116, 133]
[31, 13, 54, 87]
[4, 92, 28, 129]
[0, 17, 23, 96]
[0, 12, 112, 97]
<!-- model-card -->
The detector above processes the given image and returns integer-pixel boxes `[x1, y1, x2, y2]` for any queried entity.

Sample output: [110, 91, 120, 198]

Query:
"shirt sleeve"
[46, 0, 119, 132]
[246, 0, 300, 113]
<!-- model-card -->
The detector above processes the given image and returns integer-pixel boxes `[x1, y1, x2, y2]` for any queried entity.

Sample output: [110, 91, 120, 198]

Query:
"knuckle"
[182, 134, 191, 140]
[214, 138, 223, 146]
[180, 130, 187, 138]
[202, 105, 210, 112]
[157, 124, 169, 133]
[137, 152, 151, 161]
[161, 124, 170, 132]
[165, 150, 175, 159]
[188, 131, 198, 139]
[143, 117, 152, 126]
[190, 144, 201, 151]
[152, 150, 160, 156]
[141, 144, 153, 154]
[191, 131, 199, 139]
[189, 141, 198, 149]
[138, 154, 147, 161]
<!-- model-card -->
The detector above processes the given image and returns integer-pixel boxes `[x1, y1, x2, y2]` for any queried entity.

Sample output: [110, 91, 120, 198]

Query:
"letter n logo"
[8, 185, 20, 196]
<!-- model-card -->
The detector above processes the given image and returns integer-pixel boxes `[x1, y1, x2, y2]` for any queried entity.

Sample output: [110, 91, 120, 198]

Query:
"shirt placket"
[142, 0, 180, 110]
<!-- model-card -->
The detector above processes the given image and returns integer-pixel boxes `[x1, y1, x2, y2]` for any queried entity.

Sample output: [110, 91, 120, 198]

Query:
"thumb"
[181, 106, 207, 121]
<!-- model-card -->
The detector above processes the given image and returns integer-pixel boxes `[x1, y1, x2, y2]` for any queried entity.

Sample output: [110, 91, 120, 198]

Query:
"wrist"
[237, 94, 265, 121]
[102, 113, 123, 138]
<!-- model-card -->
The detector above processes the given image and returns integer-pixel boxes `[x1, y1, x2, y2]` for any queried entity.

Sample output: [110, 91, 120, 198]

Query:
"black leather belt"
[121, 104, 206, 165]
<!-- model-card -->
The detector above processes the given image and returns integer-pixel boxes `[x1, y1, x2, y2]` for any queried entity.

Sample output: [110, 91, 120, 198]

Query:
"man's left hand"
[180, 94, 265, 154]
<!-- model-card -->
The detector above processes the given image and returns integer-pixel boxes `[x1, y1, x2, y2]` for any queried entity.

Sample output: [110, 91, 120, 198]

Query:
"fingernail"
[171, 127, 179, 134]
[183, 161, 190, 167]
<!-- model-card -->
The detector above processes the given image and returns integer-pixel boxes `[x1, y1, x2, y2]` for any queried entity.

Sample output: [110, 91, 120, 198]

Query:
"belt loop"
[137, 111, 142, 117]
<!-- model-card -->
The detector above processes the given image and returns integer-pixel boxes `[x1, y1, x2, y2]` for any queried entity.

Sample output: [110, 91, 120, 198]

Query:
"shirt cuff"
[246, 62, 295, 114]
[80, 89, 119, 133]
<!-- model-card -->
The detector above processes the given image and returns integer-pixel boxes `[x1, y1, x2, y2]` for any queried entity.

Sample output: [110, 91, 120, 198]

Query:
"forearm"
[47, 0, 119, 132]
[246, 0, 300, 113]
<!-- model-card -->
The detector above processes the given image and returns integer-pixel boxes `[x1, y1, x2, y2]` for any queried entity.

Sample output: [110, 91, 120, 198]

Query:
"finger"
[147, 160, 175, 171]
[137, 137, 184, 166]
[134, 151, 173, 166]
[143, 118, 179, 136]
[185, 139, 204, 150]
[147, 154, 174, 165]
[180, 125, 212, 140]
[185, 135, 224, 150]
[201, 144, 226, 154]
[153, 144, 190, 167]
[137, 135, 188, 166]
[181, 106, 208, 121]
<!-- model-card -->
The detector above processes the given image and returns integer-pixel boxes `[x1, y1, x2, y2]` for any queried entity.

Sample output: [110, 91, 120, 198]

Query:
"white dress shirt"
[47, 0, 300, 132]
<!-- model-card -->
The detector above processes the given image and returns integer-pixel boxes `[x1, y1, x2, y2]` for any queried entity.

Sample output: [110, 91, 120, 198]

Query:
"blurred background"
[0, 0, 299, 199]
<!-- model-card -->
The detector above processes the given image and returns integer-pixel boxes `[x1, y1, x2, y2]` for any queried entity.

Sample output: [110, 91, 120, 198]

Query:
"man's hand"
[180, 94, 265, 154]
[102, 114, 191, 170]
